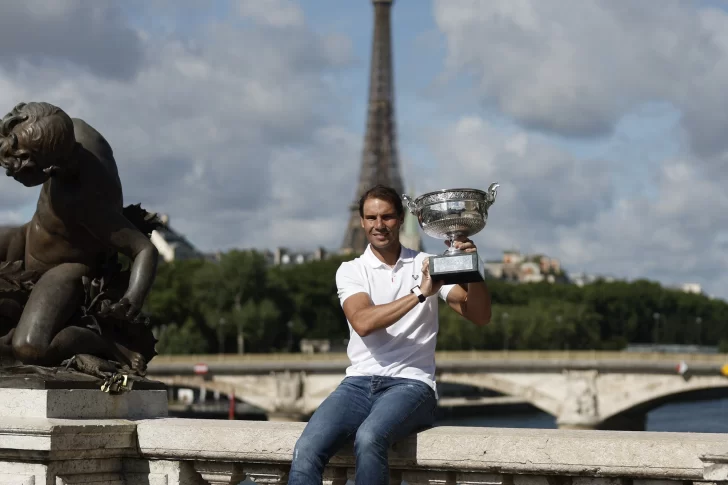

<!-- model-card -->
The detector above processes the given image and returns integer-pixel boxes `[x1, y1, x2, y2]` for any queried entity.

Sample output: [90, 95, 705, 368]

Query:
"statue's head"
[0, 102, 76, 187]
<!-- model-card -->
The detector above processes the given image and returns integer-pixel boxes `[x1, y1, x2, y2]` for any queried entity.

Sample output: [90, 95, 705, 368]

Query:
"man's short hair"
[358, 184, 404, 219]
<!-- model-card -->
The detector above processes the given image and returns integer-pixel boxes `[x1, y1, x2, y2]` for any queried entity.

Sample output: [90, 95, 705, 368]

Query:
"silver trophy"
[403, 183, 499, 285]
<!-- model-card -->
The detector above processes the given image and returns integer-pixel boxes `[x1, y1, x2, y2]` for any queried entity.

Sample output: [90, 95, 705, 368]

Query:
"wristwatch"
[410, 285, 426, 303]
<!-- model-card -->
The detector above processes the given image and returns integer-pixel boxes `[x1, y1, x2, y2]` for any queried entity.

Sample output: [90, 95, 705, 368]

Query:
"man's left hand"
[446, 236, 477, 253]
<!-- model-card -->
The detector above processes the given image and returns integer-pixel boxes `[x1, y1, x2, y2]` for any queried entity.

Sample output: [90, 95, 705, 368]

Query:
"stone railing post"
[243, 465, 289, 483]
[322, 466, 348, 485]
[269, 370, 307, 421]
[193, 461, 245, 485]
[701, 453, 728, 481]
[556, 369, 601, 429]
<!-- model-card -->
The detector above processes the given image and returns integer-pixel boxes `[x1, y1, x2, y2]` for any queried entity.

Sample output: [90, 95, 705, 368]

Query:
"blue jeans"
[288, 376, 437, 485]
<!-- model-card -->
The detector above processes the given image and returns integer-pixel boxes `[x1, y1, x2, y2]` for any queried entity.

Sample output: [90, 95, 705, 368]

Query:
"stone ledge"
[0, 388, 168, 419]
[0, 417, 137, 461]
[136, 419, 728, 480]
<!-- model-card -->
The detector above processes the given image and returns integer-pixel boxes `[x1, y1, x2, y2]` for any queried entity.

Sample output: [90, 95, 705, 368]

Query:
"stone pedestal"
[0, 368, 169, 420]
[0, 387, 168, 420]
[0, 371, 184, 484]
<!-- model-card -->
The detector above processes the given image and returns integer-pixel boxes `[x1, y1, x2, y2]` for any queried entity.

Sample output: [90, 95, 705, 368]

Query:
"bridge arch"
[600, 379, 728, 423]
[154, 376, 275, 413]
[436, 372, 562, 417]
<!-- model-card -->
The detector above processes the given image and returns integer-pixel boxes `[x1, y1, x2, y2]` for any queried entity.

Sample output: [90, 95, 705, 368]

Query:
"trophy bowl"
[402, 183, 499, 284]
[403, 183, 499, 255]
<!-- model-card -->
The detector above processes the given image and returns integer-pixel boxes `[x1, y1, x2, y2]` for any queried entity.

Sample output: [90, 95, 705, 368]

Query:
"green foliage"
[145, 252, 728, 354]
[155, 318, 210, 355]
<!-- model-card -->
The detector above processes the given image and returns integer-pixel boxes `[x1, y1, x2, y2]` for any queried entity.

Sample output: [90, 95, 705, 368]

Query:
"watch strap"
[411, 285, 426, 303]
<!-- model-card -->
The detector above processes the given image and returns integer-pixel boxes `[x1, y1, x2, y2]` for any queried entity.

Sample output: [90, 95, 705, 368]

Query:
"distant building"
[150, 214, 205, 263]
[680, 283, 702, 294]
[300, 338, 348, 354]
[485, 249, 567, 284]
[570, 272, 616, 287]
[264, 247, 327, 266]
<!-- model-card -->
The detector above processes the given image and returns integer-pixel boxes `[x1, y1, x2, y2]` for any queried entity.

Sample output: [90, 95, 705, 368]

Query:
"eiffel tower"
[340, 0, 408, 254]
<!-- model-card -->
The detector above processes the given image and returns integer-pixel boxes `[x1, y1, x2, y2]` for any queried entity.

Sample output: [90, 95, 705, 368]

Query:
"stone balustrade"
[0, 384, 726, 484]
[137, 419, 728, 484]
[3, 414, 728, 484]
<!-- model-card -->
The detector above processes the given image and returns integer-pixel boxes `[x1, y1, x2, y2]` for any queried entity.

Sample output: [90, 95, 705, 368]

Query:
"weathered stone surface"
[193, 461, 245, 485]
[322, 466, 348, 485]
[402, 470, 455, 484]
[135, 419, 728, 480]
[0, 417, 137, 484]
[0, 388, 168, 419]
[124, 459, 204, 485]
[458, 473, 512, 485]
[2, 413, 728, 484]
[0, 417, 136, 460]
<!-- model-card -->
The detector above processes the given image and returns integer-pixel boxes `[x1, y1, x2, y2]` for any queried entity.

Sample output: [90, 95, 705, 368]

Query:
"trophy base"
[428, 252, 485, 285]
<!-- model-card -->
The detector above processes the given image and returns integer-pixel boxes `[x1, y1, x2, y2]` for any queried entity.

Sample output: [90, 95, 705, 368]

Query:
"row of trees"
[144, 250, 728, 354]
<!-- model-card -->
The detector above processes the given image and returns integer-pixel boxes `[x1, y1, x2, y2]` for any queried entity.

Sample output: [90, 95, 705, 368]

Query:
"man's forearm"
[350, 293, 421, 337]
[462, 281, 492, 326]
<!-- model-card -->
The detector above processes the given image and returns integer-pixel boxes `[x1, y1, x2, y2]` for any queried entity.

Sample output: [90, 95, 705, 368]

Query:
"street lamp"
[502, 312, 510, 351]
[218, 317, 227, 354]
[555, 315, 565, 350]
[652, 312, 660, 345]
[696, 316, 703, 346]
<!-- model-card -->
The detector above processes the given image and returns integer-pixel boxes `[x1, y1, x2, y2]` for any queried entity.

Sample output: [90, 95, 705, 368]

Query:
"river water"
[437, 397, 728, 432]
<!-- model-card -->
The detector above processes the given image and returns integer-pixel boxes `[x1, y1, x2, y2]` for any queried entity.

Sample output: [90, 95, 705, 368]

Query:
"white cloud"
[423, 117, 613, 252]
[433, 0, 728, 158]
[423, 114, 728, 297]
[0, 2, 357, 253]
[236, 0, 305, 28]
[429, 0, 728, 298]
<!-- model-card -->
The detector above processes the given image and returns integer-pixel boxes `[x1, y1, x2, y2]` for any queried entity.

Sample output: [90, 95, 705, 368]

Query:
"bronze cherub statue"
[0, 102, 161, 384]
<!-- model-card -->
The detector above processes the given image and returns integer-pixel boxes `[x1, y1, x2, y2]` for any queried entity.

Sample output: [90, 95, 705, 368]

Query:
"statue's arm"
[0, 224, 27, 262]
[80, 210, 159, 313]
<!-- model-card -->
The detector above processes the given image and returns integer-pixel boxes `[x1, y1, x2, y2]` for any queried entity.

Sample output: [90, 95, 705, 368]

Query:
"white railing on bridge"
[3, 416, 728, 484]
[137, 419, 728, 483]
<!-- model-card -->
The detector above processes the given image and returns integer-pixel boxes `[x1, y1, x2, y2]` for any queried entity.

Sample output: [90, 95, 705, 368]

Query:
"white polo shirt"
[335, 244, 455, 396]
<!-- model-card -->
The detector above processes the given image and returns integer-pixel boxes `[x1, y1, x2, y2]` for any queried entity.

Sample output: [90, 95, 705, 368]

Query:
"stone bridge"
[146, 351, 728, 430]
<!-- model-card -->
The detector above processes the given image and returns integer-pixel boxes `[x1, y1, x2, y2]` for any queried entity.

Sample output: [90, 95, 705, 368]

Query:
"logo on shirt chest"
[412, 274, 419, 281]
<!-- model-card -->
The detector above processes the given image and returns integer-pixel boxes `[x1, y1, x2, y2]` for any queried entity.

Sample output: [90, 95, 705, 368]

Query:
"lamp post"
[287, 320, 294, 353]
[555, 315, 564, 350]
[502, 312, 510, 351]
[696, 316, 703, 346]
[218, 317, 226, 354]
[652, 312, 661, 345]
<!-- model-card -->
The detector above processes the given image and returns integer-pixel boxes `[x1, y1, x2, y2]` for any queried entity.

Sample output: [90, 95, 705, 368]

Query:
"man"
[288, 185, 491, 484]
[0, 102, 159, 371]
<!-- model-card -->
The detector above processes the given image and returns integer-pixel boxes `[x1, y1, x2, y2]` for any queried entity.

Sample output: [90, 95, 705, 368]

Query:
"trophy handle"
[486, 182, 499, 205]
[402, 194, 417, 215]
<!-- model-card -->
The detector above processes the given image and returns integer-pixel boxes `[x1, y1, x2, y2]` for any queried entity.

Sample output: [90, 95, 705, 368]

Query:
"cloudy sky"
[0, 0, 727, 299]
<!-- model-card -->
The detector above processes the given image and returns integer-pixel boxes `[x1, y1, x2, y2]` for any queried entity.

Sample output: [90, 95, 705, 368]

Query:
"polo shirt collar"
[362, 244, 415, 269]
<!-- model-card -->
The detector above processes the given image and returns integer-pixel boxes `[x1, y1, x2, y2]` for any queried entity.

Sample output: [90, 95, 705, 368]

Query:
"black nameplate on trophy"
[428, 252, 485, 285]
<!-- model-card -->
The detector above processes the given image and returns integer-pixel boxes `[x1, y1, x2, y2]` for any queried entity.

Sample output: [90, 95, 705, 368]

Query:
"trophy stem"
[444, 234, 463, 255]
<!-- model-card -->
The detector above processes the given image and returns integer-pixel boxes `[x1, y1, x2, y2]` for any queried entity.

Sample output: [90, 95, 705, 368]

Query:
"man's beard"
[370, 229, 396, 246]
